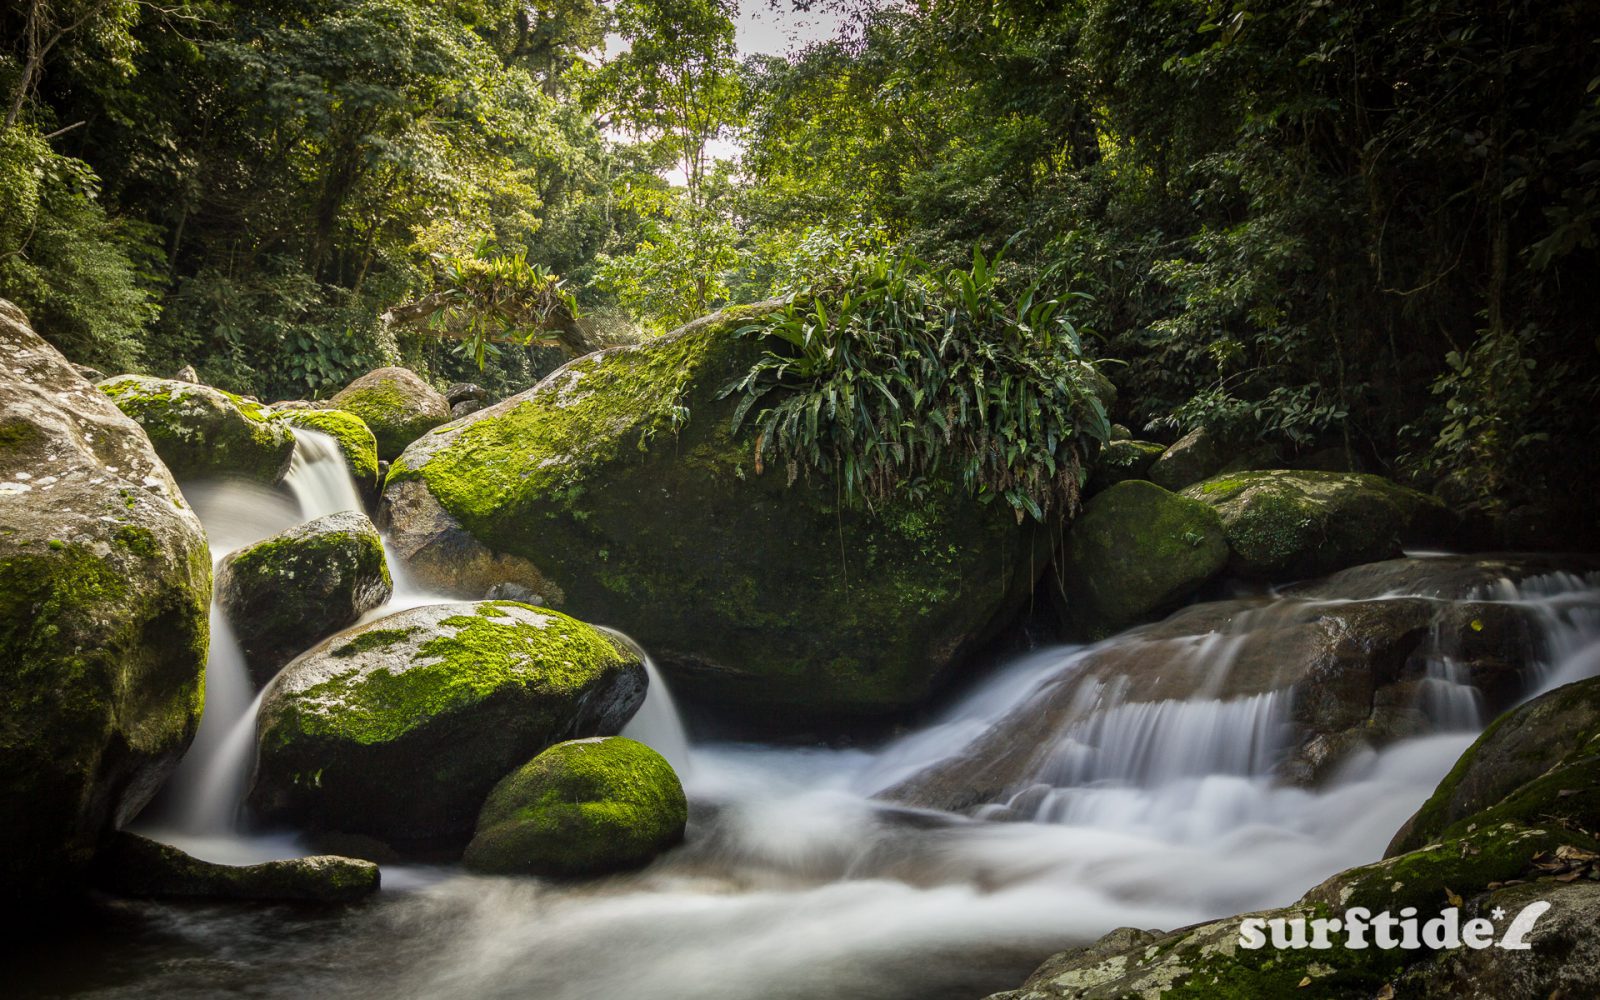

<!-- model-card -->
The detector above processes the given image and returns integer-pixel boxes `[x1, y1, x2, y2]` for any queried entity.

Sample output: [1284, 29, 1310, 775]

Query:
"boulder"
[70, 362, 106, 383]
[215, 511, 393, 686]
[172, 364, 199, 383]
[463, 736, 687, 876]
[1182, 470, 1455, 581]
[445, 382, 487, 405]
[382, 304, 1049, 724]
[1053, 480, 1228, 637]
[99, 374, 296, 484]
[0, 300, 211, 905]
[1084, 440, 1165, 495]
[328, 367, 451, 461]
[1389, 675, 1600, 856]
[450, 398, 483, 419]
[94, 831, 378, 903]
[249, 601, 647, 850]
[1147, 427, 1233, 491]
[269, 407, 381, 505]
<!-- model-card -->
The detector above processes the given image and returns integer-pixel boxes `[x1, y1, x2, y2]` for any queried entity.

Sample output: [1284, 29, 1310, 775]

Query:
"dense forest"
[9, 4, 1600, 999]
[6, 0, 1597, 539]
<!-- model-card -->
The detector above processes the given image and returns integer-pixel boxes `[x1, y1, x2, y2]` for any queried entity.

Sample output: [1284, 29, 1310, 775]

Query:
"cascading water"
[86, 536, 1600, 999]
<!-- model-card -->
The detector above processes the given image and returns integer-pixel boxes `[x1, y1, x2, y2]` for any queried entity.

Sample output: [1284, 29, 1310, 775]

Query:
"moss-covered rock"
[1085, 440, 1166, 495]
[270, 407, 381, 505]
[249, 601, 647, 850]
[216, 511, 393, 687]
[329, 366, 451, 461]
[382, 304, 1049, 724]
[1055, 480, 1228, 637]
[0, 300, 211, 906]
[1147, 427, 1235, 491]
[94, 831, 378, 903]
[463, 736, 687, 876]
[1182, 470, 1455, 581]
[99, 374, 296, 484]
[1389, 675, 1600, 856]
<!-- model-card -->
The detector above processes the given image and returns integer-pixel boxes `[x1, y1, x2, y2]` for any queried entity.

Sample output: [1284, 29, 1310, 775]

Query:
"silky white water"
[109, 432, 1600, 1000]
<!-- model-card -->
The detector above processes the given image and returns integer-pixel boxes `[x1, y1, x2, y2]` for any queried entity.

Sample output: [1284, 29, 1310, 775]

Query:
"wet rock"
[249, 601, 647, 850]
[328, 367, 451, 461]
[464, 736, 687, 876]
[1054, 480, 1228, 636]
[215, 511, 393, 686]
[95, 832, 378, 903]
[0, 300, 211, 905]
[99, 374, 296, 484]
[383, 303, 1050, 724]
[1182, 469, 1456, 581]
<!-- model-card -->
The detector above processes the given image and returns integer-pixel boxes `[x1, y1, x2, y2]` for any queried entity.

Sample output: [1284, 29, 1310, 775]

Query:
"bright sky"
[606, 2, 850, 183]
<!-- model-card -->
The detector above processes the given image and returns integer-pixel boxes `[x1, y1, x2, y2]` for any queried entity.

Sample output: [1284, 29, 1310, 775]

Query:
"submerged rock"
[270, 407, 381, 505]
[0, 300, 211, 905]
[95, 831, 378, 903]
[99, 374, 296, 484]
[464, 736, 687, 876]
[249, 601, 647, 849]
[216, 511, 393, 686]
[329, 367, 451, 461]
[382, 304, 1049, 724]
[1183, 469, 1455, 581]
[1054, 480, 1228, 636]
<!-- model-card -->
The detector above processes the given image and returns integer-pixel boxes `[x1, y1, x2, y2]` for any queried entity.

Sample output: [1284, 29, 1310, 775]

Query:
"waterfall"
[282, 427, 364, 518]
[619, 641, 694, 776]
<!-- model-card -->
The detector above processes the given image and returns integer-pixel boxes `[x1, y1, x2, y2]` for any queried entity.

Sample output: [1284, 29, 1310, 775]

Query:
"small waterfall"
[144, 428, 385, 845]
[282, 427, 364, 518]
[612, 631, 693, 775]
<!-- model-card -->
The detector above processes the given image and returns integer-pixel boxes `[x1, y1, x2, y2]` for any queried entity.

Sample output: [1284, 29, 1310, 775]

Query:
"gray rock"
[216, 511, 393, 687]
[95, 831, 378, 903]
[0, 299, 211, 906]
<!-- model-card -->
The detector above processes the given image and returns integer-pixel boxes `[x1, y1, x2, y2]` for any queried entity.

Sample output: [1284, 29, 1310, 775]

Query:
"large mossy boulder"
[0, 300, 211, 905]
[1147, 427, 1233, 491]
[1054, 480, 1228, 637]
[1182, 469, 1455, 581]
[94, 831, 378, 903]
[216, 511, 393, 686]
[382, 304, 1050, 723]
[328, 366, 451, 461]
[1389, 675, 1600, 856]
[249, 601, 647, 849]
[99, 374, 296, 484]
[269, 407, 381, 505]
[464, 736, 687, 876]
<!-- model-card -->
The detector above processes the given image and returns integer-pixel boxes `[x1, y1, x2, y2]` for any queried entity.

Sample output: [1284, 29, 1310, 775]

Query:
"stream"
[13, 431, 1600, 1000]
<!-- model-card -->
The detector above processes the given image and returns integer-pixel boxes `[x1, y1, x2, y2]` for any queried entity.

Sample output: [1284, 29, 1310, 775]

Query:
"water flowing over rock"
[268, 408, 381, 506]
[215, 510, 393, 687]
[0, 299, 211, 905]
[883, 556, 1591, 814]
[249, 601, 647, 850]
[381, 305, 1049, 724]
[1053, 480, 1229, 636]
[98, 374, 296, 485]
[328, 366, 451, 461]
[1183, 469, 1457, 581]
[464, 736, 687, 876]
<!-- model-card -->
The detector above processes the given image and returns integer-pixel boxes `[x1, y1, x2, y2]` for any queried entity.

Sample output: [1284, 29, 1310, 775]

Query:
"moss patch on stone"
[100, 375, 295, 484]
[329, 367, 451, 461]
[464, 736, 687, 876]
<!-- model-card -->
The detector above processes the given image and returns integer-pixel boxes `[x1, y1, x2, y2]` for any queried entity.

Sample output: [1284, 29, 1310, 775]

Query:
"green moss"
[464, 736, 687, 876]
[330, 370, 450, 460]
[98, 375, 294, 484]
[286, 602, 627, 746]
[114, 525, 159, 558]
[332, 627, 416, 658]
